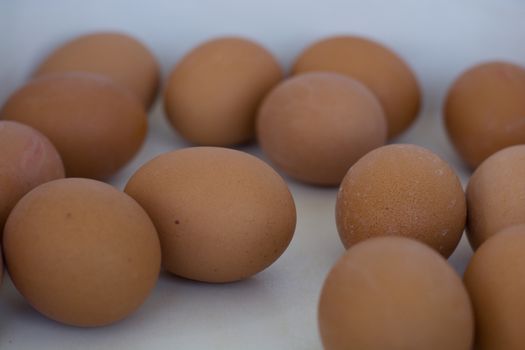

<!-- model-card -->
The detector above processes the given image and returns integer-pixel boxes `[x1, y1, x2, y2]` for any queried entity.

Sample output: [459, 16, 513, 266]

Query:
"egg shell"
[3, 178, 161, 327]
[164, 37, 283, 146]
[124, 147, 296, 283]
[444, 61, 525, 169]
[33, 31, 160, 109]
[466, 145, 525, 249]
[0, 73, 147, 179]
[336, 144, 466, 257]
[257, 72, 387, 186]
[464, 225, 525, 350]
[0, 121, 65, 232]
[292, 36, 420, 138]
[318, 236, 473, 350]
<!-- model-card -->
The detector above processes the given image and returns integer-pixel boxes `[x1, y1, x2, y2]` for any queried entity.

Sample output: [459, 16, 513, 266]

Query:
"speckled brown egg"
[292, 36, 420, 138]
[319, 236, 473, 350]
[336, 144, 466, 257]
[445, 61, 525, 169]
[464, 225, 525, 350]
[0, 121, 64, 232]
[3, 178, 161, 327]
[466, 145, 525, 249]
[164, 37, 283, 146]
[0, 73, 147, 179]
[257, 72, 387, 186]
[33, 32, 160, 109]
[124, 147, 296, 283]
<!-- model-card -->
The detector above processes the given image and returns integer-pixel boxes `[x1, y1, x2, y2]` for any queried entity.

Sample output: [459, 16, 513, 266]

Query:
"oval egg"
[466, 145, 525, 249]
[33, 31, 160, 109]
[164, 37, 283, 146]
[464, 225, 525, 349]
[125, 147, 296, 283]
[3, 178, 161, 327]
[319, 236, 473, 350]
[336, 144, 466, 257]
[0, 120, 64, 231]
[257, 72, 387, 186]
[445, 61, 525, 169]
[292, 35, 420, 138]
[0, 73, 147, 179]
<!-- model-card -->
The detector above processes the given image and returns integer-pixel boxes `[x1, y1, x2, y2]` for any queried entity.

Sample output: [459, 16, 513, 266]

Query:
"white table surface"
[0, 1, 524, 349]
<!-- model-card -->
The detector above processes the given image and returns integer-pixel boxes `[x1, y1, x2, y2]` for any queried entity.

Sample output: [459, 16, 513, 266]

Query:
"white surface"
[0, 1, 524, 349]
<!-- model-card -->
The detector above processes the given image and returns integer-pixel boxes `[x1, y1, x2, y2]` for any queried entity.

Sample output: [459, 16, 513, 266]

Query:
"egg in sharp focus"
[336, 144, 466, 257]
[124, 147, 296, 283]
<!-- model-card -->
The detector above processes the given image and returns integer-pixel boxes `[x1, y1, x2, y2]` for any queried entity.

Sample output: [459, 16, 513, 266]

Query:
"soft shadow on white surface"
[0, 0, 524, 349]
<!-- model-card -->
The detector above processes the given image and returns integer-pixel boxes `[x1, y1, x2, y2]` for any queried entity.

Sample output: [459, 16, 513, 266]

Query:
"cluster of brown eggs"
[1, 30, 525, 349]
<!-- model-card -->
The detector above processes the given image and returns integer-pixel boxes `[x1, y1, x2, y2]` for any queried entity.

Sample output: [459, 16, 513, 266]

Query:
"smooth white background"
[0, 1, 524, 349]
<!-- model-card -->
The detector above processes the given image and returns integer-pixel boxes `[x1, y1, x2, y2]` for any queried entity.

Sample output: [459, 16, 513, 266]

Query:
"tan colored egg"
[292, 36, 420, 138]
[466, 145, 525, 249]
[164, 37, 283, 146]
[336, 144, 466, 257]
[3, 178, 161, 327]
[319, 236, 473, 350]
[444, 61, 525, 169]
[464, 225, 525, 349]
[257, 72, 387, 186]
[0, 73, 147, 179]
[125, 147, 296, 283]
[33, 32, 160, 109]
[0, 121, 64, 231]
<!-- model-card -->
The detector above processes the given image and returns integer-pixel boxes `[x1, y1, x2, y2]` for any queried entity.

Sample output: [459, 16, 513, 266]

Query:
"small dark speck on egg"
[175, 220, 180, 224]
[66, 212, 72, 219]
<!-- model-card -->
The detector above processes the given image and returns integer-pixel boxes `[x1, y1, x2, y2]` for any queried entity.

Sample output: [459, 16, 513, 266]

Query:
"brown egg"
[257, 72, 387, 186]
[319, 236, 473, 350]
[0, 73, 147, 179]
[164, 37, 283, 146]
[444, 61, 525, 169]
[336, 144, 466, 257]
[33, 32, 160, 109]
[0, 121, 64, 231]
[464, 225, 525, 349]
[466, 145, 525, 249]
[292, 36, 420, 138]
[125, 147, 296, 283]
[3, 178, 161, 327]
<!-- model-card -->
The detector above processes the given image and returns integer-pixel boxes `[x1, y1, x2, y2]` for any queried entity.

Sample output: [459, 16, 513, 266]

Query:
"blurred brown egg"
[292, 36, 420, 138]
[257, 72, 387, 186]
[33, 32, 160, 109]
[3, 178, 161, 327]
[336, 144, 466, 257]
[0, 121, 64, 231]
[0, 73, 147, 179]
[464, 225, 525, 349]
[445, 61, 525, 169]
[125, 147, 296, 283]
[319, 236, 473, 350]
[164, 37, 283, 146]
[466, 145, 525, 249]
